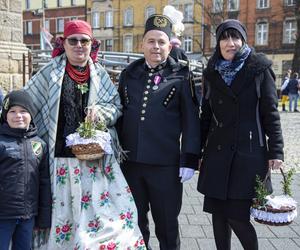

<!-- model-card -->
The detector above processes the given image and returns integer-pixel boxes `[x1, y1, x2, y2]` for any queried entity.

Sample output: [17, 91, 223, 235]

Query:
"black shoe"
[294, 109, 299, 112]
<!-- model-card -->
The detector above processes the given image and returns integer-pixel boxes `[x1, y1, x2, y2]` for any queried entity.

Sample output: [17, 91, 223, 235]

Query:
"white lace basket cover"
[251, 195, 297, 225]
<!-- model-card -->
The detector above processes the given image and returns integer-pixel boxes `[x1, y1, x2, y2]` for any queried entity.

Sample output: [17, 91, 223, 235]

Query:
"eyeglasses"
[66, 38, 91, 46]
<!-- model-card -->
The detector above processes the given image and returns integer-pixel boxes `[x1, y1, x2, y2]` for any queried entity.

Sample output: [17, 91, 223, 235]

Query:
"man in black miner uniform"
[117, 14, 200, 250]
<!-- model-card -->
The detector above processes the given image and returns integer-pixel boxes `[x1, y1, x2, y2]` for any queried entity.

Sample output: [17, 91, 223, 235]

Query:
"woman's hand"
[268, 159, 283, 170]
[85, 104, 97, 122]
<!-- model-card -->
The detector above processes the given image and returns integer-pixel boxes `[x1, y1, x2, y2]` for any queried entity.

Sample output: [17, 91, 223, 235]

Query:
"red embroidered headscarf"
[51, 20, 100, 62]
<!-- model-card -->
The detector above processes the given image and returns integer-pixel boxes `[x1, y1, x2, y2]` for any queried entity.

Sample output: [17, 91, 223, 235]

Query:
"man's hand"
[179, 167, 195, 183]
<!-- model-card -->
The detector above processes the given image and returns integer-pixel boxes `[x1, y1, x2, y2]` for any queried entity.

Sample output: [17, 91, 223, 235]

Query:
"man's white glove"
[179, 167, 195, 183]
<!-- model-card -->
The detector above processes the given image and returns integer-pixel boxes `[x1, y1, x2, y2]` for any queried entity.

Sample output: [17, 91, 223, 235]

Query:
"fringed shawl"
[24, 54, 122, 183]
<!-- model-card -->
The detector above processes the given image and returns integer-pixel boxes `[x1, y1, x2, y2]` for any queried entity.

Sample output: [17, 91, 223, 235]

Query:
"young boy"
[0, 90, 51, 250]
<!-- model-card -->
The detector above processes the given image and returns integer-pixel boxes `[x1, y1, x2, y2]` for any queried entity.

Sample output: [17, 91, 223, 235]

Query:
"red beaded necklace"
[66, 62, 90, 84]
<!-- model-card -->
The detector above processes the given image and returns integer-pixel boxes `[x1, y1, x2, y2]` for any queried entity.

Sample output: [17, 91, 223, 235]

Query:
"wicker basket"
[71, 143, 104, 161]
[251, 204, 296, 226]
[251, 169, 297, 226]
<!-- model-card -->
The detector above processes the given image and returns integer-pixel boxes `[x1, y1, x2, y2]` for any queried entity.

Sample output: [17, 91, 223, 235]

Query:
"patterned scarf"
[215, 44, 251, 86]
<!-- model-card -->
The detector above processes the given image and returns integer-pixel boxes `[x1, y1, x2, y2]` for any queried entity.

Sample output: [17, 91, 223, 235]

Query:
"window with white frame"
[212, 0, 223, 13]
[92, 12, 100, 28]
[256, 21, 268, 45]
[183, 36, 193, 53]
[25, 0, 30, 9]
[145, 6, 155, 21]
[283, 19, 297, 43]
[124, 8, 133, 26]
[257, 0, 269, 9]
[57, 0, 62, 7]
[210, 25, 217, 48]
[44, 0, 48, 8]
[25, 21, 32, 35]
[105, 11, 113, 28]
[105, 39, 113, 51]
[228, 0, 239, 11]
[284, 0, 296, 6]
[123, 35, 133, 52]
[71, 0, 76, 6]
[57, 18, 64, 33]
[44, 19, 50, 30]
[183, 4, 193, 22]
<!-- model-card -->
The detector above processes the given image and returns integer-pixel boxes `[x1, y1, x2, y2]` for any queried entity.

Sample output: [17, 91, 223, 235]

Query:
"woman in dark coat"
[197, 19, 284, 250]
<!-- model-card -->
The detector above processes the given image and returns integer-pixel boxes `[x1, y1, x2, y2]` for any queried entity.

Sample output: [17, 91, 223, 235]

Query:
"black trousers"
[122, 162, 183, 250]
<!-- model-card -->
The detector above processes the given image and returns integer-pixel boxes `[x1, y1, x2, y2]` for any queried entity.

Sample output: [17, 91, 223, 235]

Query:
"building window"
[105, 11, 113, 28]
[256, 21, 268, 45]
[257, 0, 269, 9]
[44, 19, 50, 30]
[283, 19, 297, 44]
[57, 0, 62, 7]
[71, 0, 76, 6]
[43, 0, 48, 8]
[145, 6, 155, 21]
[25, 21, 32, 35]
[92, 12, 100, 28]
[228, 0, 239, 11]
[284, 0, 296, 6]
[70, 16, 77, 21]
[25, 0, 30, 9]
[57, 18, 64, 33]
[183, 36, 193, 53]
[105, 39, 113, 51]
[123, 35, 133, 52]
[124, 8, 133, 26]
[183, 4, 193, 22]
[212, 0, 223, 13]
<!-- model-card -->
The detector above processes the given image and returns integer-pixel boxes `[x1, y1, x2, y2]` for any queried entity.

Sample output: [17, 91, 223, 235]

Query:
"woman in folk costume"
[24, 20, 145, 250]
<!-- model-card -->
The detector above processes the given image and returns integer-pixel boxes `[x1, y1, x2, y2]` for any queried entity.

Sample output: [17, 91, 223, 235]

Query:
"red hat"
[64, 20, 92, 38]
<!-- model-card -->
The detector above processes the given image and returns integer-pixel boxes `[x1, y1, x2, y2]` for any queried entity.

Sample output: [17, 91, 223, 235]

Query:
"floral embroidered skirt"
[33, 156, 145, 250]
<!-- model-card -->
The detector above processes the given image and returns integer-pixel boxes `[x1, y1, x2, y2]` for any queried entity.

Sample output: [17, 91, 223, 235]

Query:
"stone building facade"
[87, 0, 114, 52]
[0, 0, 28, 92]
[22, 0, 85, 49]
[111, 0, 168, 53]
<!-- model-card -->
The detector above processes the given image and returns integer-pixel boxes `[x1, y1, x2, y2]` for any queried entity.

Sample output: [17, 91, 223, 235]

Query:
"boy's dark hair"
[0, 90, 36, 124]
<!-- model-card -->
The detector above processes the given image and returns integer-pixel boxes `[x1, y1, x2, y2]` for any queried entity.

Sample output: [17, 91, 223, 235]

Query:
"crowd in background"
[281, 69, 300, 112]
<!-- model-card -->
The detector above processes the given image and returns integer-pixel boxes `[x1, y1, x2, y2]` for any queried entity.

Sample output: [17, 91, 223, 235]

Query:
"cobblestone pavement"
[149, 112, 300, 250]
[280, 112, 300, 172]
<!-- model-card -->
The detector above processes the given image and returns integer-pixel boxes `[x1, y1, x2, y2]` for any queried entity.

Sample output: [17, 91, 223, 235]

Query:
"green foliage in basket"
[253, 175, 269, 207]
[95, 120, 107, 131]
[281, 168, 296, 196]
[76, 120, 106, 138]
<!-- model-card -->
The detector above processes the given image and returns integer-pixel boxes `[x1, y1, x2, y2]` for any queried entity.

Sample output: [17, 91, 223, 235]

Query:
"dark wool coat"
[197, 51, 284, 200]
[118, 56, 200, 168]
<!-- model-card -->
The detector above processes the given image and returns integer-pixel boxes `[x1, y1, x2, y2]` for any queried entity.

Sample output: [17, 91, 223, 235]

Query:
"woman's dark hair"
[219, 28, 244, 42]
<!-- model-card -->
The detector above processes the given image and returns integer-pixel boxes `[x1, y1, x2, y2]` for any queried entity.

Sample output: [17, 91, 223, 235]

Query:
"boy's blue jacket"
[0, 123, 51, 228]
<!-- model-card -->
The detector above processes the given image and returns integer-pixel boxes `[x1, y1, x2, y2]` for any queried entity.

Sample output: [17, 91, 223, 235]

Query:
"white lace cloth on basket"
[66, 131, 113, 154]
[251, 195, 298, 223]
